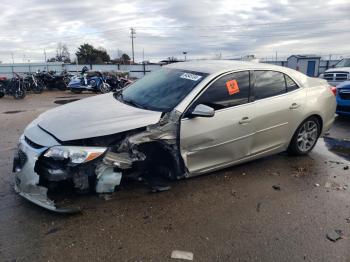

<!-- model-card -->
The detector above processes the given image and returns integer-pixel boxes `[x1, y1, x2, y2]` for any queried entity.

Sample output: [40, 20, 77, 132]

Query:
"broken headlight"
[44, 146, 107, 164]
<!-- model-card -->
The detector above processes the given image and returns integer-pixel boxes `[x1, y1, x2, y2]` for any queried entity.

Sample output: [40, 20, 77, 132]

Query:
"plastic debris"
[314, 183, 320, 187]
[171, 250, 194, 260]
[326, 230, 343, 242]
[272, 185, 281, 191]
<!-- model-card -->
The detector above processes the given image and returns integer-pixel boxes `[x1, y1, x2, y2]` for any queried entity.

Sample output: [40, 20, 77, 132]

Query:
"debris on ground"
[344, 166, 349, 170]
[46, 227, 60, 235]
[324, 182, 332, 188]
[171, 250, 194, 261]
[346, 218, 350, 224]
[256, 202, 262, 212]
[326, 230, 343, 242]
[314, 183, 320, 187]
[272, 185, 281, 191]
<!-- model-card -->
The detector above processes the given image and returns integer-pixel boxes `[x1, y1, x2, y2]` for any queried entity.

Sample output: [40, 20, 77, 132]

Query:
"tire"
[71, 89, 82, 94]
[0, 91, 4, 98]
[99, 82, 111, 93]
[13, 88, 26, 100]
[287, 116, 321, 155]
[33, 84, 44, 94]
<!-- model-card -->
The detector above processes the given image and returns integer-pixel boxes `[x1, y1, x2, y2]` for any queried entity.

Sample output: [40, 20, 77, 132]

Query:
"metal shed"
[287, 55, 321, 77]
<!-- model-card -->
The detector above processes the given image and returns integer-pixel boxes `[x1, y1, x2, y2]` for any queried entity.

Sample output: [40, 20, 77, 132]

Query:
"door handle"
[289, 103, 300, 109]
[239, 116, 251, 124]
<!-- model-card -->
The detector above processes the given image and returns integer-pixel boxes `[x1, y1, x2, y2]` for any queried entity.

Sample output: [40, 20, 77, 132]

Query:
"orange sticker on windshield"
[226, 79, 240, 95]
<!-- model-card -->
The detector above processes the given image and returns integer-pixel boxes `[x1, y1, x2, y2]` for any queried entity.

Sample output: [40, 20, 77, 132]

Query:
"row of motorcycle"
[0, 67, 133, 99]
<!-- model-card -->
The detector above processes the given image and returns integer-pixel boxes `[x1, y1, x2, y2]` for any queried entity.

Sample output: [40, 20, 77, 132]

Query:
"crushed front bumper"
[13, 136, 80, 213]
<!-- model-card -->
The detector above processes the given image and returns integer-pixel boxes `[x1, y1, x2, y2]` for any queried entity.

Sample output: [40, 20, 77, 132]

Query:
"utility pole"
[275, 51, 278, 63]
[130, 28, 136, 63]
[142, 48, 145, 63]
[44, 49, 48, 71]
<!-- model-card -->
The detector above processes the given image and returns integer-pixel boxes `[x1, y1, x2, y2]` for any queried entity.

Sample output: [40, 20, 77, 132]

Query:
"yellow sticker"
[226, 79, 240, 95]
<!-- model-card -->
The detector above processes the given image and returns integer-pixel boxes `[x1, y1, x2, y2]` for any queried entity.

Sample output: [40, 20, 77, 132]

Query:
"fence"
[0, 62, 162, 79]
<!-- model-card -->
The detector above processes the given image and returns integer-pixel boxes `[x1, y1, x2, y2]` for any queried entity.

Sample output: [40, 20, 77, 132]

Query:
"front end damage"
[13, 111, 184, 212]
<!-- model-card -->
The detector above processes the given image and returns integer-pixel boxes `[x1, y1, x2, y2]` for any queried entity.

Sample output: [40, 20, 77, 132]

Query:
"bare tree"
[56, 42, 70, 63]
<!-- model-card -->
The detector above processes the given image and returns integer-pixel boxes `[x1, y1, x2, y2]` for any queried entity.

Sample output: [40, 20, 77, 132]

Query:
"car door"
[180, 71, 255, 175]
[251, 70, 306, 155]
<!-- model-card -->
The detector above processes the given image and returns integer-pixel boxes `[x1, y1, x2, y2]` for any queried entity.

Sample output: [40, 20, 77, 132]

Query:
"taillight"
[330, 86, 337, 96]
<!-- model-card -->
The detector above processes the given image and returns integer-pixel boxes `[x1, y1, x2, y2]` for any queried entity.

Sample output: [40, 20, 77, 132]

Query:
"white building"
[287, 55, 321, 77]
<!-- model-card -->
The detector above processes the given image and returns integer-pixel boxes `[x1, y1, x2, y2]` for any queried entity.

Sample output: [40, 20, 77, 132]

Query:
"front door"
[180, 71, 255, 175]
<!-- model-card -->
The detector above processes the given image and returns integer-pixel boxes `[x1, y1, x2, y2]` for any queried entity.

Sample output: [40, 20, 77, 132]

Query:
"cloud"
[0, 0, 349, 62]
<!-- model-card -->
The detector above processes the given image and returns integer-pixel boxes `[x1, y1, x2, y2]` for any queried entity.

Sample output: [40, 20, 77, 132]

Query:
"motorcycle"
[105, 74, 133, 91]
[23, 73, 44, 94]
[35, 71, 67, 91]
[0, 74, 26, 99]
[68, 69, 111, 94]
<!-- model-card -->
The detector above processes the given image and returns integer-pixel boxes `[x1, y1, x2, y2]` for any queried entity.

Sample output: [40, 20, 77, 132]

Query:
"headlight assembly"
[44, 146, 107, 164]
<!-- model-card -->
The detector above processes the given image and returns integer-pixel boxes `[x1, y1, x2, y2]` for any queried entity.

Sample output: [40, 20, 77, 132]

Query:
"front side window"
[254, 71, 286, 100]
[193, 71, 250, 110]
[117, 68, 208, 112]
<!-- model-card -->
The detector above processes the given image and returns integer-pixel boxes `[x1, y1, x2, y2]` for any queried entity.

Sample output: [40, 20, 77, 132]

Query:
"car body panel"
[37, 93, 162, 141]
[180, 102, 255, 175]
[251, 88, 307, 155]
[336, 81, 350, 116]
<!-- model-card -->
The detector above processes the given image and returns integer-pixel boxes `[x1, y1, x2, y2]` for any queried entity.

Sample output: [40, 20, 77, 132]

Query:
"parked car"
[335, 81, 350, 116]
[321, 58, 350, 86]
[13, 60, 336, 212]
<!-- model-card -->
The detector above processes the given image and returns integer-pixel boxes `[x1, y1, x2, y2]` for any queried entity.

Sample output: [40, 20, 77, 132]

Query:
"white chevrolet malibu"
[13, 60, 336, 212]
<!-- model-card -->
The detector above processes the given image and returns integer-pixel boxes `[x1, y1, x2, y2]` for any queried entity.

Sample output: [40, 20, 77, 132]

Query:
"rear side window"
[285, 75, 299, 92]
[194, 71, 250, 110]
[254, 71, 286, 100]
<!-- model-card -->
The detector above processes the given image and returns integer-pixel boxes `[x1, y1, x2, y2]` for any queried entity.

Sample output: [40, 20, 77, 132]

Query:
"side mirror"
[190, 104, 215, 118]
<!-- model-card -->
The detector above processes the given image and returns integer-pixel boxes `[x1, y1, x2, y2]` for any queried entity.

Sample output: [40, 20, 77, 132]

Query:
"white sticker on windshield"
[180, 73, 202, 81]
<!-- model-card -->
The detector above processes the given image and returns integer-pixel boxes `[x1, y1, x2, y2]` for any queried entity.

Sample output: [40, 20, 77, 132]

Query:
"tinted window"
[285, 75, 299, 92]
[194, 71, 250, 110]
[254, 71, 286, 100]
[118, 68, 208, 112]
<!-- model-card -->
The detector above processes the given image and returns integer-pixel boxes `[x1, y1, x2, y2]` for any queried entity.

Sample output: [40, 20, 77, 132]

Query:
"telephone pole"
[130, 28, 136, 63]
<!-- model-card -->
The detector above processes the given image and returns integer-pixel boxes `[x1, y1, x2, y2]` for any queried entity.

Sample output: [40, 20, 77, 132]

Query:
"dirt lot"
[0, 91, 349, 262]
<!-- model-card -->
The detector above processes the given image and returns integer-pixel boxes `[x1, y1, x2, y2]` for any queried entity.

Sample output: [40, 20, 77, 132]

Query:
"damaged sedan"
[13, 60, 336, 212]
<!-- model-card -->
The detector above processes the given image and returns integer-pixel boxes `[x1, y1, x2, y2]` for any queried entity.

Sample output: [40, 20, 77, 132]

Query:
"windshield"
[117, 68, 208, 112]
[335, 58, 350, 68]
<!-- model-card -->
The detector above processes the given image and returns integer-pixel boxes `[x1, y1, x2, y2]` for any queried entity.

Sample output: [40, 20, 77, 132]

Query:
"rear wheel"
[288, 116, 320, 155]
[13, 88, 26, 99]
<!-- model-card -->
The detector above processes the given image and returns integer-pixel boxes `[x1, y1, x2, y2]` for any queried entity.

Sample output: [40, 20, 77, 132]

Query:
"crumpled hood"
[32, 93, 162, 141]
[325, 67, 350, 73]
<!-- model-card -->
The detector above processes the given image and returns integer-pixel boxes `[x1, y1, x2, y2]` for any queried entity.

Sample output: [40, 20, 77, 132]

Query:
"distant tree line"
[47, 42, 131, 66]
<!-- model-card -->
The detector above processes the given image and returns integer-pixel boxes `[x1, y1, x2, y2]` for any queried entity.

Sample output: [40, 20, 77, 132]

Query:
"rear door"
[180, 71, 255, 175]
[251, 70, 306, 155]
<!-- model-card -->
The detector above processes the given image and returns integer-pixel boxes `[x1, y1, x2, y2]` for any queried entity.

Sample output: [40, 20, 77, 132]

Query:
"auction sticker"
[180, 73, 202, 81]
[226, 79, 240, 95]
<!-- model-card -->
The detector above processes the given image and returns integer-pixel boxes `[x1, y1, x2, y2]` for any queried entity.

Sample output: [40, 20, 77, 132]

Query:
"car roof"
[165, 60, 307, 80]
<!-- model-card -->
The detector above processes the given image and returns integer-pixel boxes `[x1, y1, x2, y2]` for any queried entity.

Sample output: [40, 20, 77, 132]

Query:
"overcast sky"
[0, 0, 349, 63]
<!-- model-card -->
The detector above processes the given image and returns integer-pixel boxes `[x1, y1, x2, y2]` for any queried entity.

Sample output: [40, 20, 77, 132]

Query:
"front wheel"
[99, 82, 111, 93]
[0, 91, 4, 98]
[288, 116, 320, 155]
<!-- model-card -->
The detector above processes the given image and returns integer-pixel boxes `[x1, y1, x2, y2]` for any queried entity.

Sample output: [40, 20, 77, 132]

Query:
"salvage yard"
[1, 92, 350, 261]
